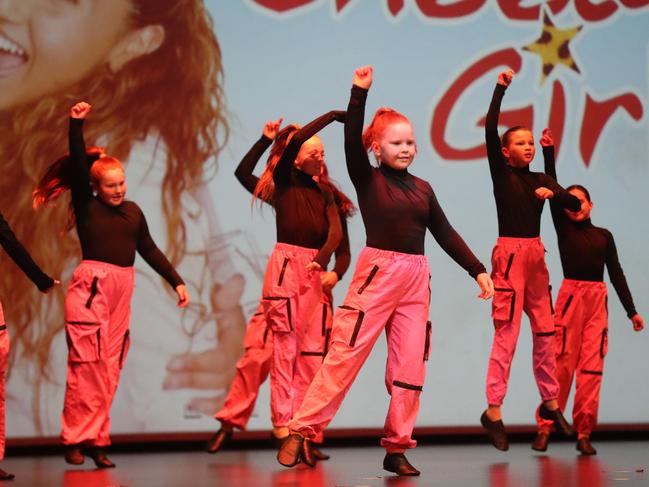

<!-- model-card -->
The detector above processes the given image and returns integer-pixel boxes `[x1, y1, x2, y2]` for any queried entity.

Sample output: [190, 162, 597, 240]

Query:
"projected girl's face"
[0, 0, 133, 110]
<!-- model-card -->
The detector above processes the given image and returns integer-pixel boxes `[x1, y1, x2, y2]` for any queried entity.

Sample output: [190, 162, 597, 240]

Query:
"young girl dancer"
[480, 70, 581, 451]
[207, 118, 353, 459]
[34, 102, 189, 468]
[0, 214, 56, 481]
[227, 111, 344, 452]
[278, 66, 494, 476]
[533, 129, 644, 455]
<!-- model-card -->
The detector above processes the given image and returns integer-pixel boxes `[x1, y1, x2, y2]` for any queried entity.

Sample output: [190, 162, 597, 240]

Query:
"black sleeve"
[235, 135, 273, 197]
[540, 173, 581, 212]
[604, 231, 637, 318]
[0, 213, 54, 291]
[344, 86, 374, 189]
[543, 145, 572, 235]
[273, 110, 346, 187]
[332, 216, 351, 279]
[136, 209, 185, 289]
[427, 187, 486, 279]
[68, 118, 93, 209]
[313, 188, 343, 269]
[485, 84, 508, 181]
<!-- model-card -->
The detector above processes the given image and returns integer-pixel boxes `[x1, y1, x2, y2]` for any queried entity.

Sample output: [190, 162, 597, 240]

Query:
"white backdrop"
[5, 0, 648, 438]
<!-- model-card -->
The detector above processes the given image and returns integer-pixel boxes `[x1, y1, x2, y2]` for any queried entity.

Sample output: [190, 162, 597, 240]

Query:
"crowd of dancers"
[0, 66, 643, 481]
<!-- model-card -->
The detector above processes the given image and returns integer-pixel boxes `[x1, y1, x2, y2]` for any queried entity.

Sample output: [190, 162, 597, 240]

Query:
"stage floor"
[3, 440, 647, 486]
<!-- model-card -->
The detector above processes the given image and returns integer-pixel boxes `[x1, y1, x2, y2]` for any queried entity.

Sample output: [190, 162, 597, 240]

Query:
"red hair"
[362, 107, 411, 152]
[319, 163, 356, 219]
[252, 124, 299, 205]
[89, 156, 124, 186]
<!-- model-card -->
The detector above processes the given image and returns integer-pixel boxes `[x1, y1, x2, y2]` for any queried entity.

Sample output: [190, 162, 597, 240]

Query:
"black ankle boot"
[64, 445, 85, 465]
[88, 447, 115, 469]
[480, 411, 509, 451]
[206, 429, 232, 454]
[383, 453, 420, 476]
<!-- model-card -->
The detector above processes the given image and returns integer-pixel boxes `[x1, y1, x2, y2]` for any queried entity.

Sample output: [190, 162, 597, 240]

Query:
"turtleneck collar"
[379, 163, 409, 179]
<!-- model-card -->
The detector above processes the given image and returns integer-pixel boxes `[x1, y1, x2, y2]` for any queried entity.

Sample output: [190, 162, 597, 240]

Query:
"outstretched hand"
[497, 69, 514, 87]
[535, 187, 554, 200]
[175, 284, 190, 308]
[262, 118, 283, 140]
[353, 65, 373, 90]
[70, 102, 91, 119]
[540, 128, 554, 147]
[631, 313, 644, 332]
[476, 272, 494, 300]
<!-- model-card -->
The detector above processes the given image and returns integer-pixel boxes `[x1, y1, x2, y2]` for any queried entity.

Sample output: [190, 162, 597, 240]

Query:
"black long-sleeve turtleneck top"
[344, 86, 485, 279]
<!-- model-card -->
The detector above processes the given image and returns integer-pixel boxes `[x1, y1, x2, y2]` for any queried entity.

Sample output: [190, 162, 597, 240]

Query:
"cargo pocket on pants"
[119, 330, 131, 369]
[338, 305, 365, 347]
[262, 296, 293, 333]
[599, 328, 608, 358]
[492, 288, 516, 322]
[423, 321, 432, 362]
[555, 324, 566, 357]
[66, 321, 101, 362]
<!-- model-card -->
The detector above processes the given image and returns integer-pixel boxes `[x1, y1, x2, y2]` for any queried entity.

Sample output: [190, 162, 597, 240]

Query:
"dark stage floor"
[2, 440, 647, 486]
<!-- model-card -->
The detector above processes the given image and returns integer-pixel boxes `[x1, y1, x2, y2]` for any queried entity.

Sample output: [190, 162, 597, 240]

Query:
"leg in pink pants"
[487, 237, 558, 406]
[288, 247, 430, 452]
[261, 243, 324, 429]
[0, 302, 7, 461]
[61, 260, 134, 447]
[215, 303, 273, 430]
[538, 280, 608, 435]
[293, 291, 333, 444]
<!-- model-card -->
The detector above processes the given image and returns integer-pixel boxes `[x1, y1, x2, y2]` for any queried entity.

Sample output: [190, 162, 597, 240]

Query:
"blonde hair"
[0, 0, 227, 432]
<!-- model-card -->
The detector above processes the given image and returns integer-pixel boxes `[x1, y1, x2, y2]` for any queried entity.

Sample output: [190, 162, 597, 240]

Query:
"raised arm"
[273, 111, 346, 187]
[235, 119, 281, 196]
[540, 129, 573, 233]
[344, 66, 374, 188]
[136, 209, 188, 307]
[485, 70, 513, 179]
[0, 212, 55, 292]
[68, 102, 94, 207]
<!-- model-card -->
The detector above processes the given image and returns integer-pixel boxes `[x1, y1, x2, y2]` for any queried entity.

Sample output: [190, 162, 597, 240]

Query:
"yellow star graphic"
[523, 11, 582, 84]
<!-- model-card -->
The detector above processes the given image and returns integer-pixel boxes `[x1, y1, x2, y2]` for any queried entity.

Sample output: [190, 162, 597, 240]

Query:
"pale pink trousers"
[61, 260, 134, 446]
[261, 243, 331, 434]
[289, 247, 432, 453]
[487, 237, 559, 406]
[537, 279, 608, 435]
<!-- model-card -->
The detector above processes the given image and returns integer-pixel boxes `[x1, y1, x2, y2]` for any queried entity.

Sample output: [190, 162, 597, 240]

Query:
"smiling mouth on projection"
[0, 33, 28, 74]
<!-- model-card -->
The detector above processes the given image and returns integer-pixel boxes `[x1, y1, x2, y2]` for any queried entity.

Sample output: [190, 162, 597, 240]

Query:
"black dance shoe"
[277, 433, 304, 468]
[576, 437, 597, 455]
[531, 432, 550, 452]
[382, 453, 420, 476]
[310, 444, 330, 461]
[88, 448, 116, 469]
[301, 440, 316, 468]
[64, 445, 85, 465]
[539, 404, 575, 436]
[206, 429, 232, 454]
[480, 411, 509, 451]
[0, 467, 15, 480]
